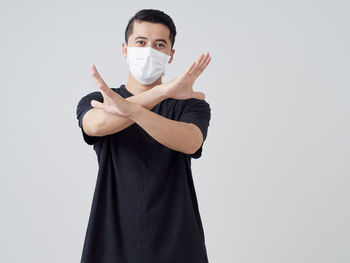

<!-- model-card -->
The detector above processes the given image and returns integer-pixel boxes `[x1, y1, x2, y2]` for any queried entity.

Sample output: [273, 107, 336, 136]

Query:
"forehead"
[130, 21, 170, 41]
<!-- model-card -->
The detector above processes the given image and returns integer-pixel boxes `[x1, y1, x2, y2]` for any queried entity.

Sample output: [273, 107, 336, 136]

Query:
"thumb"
[190, 91, 206, 100]
[91, 99, 104, 109]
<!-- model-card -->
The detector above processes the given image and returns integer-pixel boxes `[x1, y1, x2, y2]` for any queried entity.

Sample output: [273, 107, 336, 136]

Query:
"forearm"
[128, 105, 202, 154]
[89, 85, 167, 136]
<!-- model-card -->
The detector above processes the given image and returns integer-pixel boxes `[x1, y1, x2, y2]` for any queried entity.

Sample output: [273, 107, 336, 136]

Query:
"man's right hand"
[161, 52, 211, 100]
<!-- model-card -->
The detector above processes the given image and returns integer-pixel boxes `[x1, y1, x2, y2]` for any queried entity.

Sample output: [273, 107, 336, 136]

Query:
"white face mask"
[126, 46, 171, 85]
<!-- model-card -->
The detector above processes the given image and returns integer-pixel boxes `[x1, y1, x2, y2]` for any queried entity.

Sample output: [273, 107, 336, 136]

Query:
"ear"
[122, 42, 127, 58]
[168, 48, 175, 63]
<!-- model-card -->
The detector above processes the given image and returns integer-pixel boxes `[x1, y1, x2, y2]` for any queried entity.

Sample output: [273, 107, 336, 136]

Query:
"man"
[76, 9, 211, 263]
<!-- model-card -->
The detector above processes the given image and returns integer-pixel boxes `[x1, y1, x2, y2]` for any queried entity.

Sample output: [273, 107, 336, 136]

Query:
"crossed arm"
[83, 85, 203, 154]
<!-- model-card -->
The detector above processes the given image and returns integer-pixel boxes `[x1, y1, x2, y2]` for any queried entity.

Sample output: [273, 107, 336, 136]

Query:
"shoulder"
[186, 97, 210, 105]
[78, 90, 102, 102]
[182, 97, 211, 112]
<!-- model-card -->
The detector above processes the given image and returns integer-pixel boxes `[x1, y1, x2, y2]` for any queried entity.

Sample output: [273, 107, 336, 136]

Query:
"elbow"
[184, 124, 203, 155]
[83, 123, 99, 137]
[83, 116, 103, 137]
[187, 139, 202, 155]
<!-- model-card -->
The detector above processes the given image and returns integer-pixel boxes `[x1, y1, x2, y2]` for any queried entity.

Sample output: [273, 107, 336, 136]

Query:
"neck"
[125, 72, 163, 96]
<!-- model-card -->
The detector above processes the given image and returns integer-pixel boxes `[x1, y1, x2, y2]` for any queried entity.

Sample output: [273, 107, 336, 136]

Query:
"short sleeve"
[76, 91, 105, 145]
[179, 98, 211, 159]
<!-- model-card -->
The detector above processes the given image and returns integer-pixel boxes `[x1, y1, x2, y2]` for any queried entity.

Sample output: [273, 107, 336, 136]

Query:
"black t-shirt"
[76, 84, 211, 263]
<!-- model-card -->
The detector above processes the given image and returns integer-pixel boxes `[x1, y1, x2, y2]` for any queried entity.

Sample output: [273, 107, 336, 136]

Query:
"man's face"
[122, 20, 175, 63]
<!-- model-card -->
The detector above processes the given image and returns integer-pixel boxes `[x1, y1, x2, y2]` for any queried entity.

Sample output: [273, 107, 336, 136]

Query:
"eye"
[156, 43, 165, 48]
[136, 41, 145, 45]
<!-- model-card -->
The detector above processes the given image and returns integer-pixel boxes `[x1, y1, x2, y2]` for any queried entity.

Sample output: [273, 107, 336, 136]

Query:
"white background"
[0, 0, 349, 262]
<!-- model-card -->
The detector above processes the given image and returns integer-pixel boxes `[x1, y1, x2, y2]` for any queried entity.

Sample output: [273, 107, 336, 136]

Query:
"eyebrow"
[135, 36, 168, 44]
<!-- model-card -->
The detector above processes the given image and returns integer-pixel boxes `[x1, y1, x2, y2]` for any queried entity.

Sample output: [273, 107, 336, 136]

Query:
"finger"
[98, 85, 110, 97]
[90, 64, 110, 93]
[195, 53, 210, 72]
[95, 85, 108, 100]
[193, 53, 211, 77]
[189, 54, 205, 75]
[191, 91, 206, 100]
[185, 61, 197, 75]
[97, 80, 113, 98]
[186, 55, 203, 76]
[91, 99, 105, 109]
[193, 53, 211, 78]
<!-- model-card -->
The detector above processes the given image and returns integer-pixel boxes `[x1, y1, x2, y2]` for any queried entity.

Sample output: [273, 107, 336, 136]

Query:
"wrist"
[127, 102, 143, 120]
[154, 84, 169, 100]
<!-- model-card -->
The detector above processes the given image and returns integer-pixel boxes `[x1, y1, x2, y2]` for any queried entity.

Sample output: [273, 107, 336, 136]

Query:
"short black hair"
[125, 9, 177, 50]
